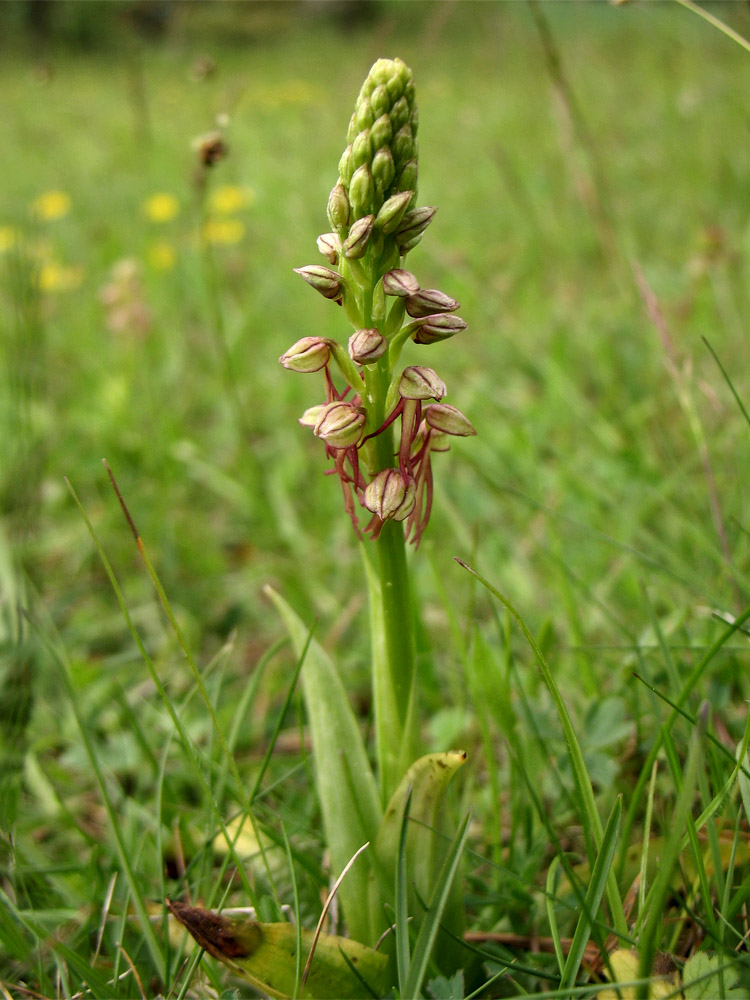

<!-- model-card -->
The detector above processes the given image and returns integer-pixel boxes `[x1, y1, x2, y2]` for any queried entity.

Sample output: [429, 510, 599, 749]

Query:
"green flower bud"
[364, 469, 416, 521]
[370, 84, 391, 119]
[370, 113, 393, 152]
[383, 268, 419, 297]
[395, 205, 436, 252]
[294, 264, 343, 300]
[314, 400, 366, 449]
[349, 327, 387, 364]
[299, 404, 325, 428]
[339, 143, 354, 184]
[389, 95, 411, 132]
[349, 163, 375, 217]
[395, 159, 419, 199]
[346, 112, 358, 144]
[398, 366, 447, 400]
[356, 96, 374, 132]
[372, 146, 395, 196]
[343, 214, 374, 259]
[338, 144, 354, 185]
[411, 313, 467, 345]
[279, 336, 331, 373]
[424, 403, 476, 437]
[375, 190, 414, 235]
[351, 128, 372, 171]
[391, 124, 415, 170]
[317, 232, 341, 264]
[327, 181, 350, 231]
[405, 288, 460, 318]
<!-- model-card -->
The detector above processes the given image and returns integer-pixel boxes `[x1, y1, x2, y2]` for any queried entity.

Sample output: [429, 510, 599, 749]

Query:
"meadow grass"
[2, 2, 750, 996]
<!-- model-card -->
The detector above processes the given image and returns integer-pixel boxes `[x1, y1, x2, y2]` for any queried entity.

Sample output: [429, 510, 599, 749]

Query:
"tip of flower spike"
[342, 58, 419, 221]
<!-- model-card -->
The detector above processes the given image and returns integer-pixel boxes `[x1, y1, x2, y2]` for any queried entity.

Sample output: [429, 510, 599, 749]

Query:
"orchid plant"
[280, 57, 475, 801]
[177, 58, 475, 997]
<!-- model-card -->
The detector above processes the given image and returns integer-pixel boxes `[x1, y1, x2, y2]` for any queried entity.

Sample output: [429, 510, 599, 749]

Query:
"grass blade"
[395, 785, 413, 994]
[402, 811, 471, 1000]
[637, 706, 706, 993]
[561, 795, 621, 990]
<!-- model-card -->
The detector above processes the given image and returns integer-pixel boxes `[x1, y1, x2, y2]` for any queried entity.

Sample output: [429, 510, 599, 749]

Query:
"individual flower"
[316, 232, 341, 264]
[398, 366, 446, 401]
[31, 190, 71, 221]
[383, 268, 419, 297]
[424, 403, 476, 436]
[280, 337, 331, 373]
[294, 264, 343, 300]
[364, 469, 416, 522]
[349, 328, 387, 365]
[405, 288, 460, 318]
[411, 313, 468, 345]
[143, 192, 180, 223]
[314, 400, 366, 449]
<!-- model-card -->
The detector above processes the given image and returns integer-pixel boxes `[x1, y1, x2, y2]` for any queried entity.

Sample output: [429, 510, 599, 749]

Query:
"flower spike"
[283, 56, 473, 546]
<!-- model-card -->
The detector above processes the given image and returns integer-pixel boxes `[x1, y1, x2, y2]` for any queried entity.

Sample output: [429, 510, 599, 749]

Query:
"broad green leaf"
[265, 587, 382, 946]
[167, 899, 389, 1000]
[427, 970, 465, 999]
[683, 952, 749, 999]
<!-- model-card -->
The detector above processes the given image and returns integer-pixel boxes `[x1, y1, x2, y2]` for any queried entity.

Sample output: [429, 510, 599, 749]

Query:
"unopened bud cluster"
[280, 57, 474, 545]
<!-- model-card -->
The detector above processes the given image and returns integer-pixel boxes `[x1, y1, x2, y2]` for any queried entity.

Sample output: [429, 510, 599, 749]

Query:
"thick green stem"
[377, 521, 420, 768]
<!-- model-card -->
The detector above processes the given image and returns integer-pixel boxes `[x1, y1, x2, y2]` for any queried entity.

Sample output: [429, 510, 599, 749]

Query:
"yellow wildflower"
[0, 226, 19, 252]
[143, 193, 180, 223]
[202, 218, 245, 245]
[147, 240, 176, 271]
[38, 262, 84, 293]
[209, 185, 256, 215]
[31, 190, 71, 221]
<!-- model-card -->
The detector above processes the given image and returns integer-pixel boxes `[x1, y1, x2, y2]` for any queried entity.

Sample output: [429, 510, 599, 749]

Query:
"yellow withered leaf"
[597, 949, 678, 1000]
[166, 898, 389, 999]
